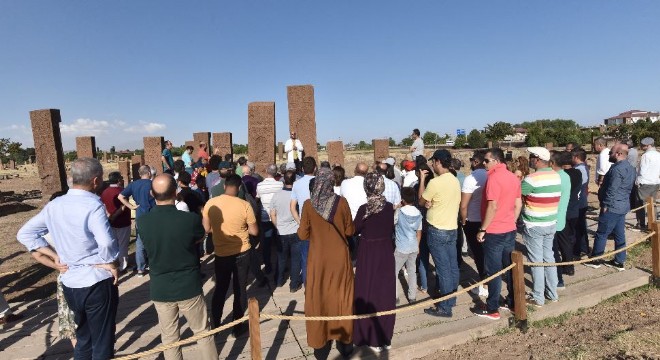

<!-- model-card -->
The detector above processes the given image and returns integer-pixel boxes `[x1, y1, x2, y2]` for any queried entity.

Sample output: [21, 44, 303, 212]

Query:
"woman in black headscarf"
[352, 172, 396, 352]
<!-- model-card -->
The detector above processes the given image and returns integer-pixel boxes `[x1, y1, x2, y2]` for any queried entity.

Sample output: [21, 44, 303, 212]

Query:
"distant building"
[604, 110, 660, 125]
[504, 127, 528, 142]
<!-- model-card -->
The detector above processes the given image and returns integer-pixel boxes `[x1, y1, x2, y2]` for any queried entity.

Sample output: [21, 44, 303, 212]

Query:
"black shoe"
[603, 260, 625, 272]
[424, 307, 452, 318]
[583, 259, 604, 269]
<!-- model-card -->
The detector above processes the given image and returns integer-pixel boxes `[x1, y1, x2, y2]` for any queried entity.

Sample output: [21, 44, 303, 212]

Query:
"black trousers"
[554, 217, 577, 282]
[463, 221, 486, 279]
[573, 207, 589, 256]
[63, 278, 118, 360]
[212, 251, 250, 334]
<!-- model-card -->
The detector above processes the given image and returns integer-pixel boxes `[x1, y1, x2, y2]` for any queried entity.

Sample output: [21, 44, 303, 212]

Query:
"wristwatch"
[478, 229, 486, 233]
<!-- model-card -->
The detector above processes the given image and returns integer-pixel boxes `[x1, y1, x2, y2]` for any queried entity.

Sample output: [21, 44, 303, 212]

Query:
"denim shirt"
[394, 206, 423, 254]
[598, 159, 635, 214]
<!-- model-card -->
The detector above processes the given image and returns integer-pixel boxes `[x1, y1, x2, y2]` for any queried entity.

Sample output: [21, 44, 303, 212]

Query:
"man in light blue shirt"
[17, 158, 119, 359]
[289, 157, 316, 284]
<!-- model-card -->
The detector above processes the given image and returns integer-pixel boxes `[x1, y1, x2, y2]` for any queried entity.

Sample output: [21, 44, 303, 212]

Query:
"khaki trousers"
[153, 294, 218, 360]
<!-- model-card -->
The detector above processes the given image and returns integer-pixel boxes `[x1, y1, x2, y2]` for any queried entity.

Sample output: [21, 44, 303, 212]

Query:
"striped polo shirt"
[521, 167, 561, 228]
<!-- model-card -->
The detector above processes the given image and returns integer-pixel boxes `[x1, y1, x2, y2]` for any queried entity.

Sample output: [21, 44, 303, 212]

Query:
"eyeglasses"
[483, 158, 494, 163]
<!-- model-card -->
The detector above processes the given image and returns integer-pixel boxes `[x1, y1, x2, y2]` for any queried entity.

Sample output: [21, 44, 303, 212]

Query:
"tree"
[454, 134, 467, 148]
[422, 131, 440, 146]
[233, 144, 248, 154]
[356, 140, 372, 150]
[400, 136, 413, 147]
[485, 121, 514, 142]
[110, 146, 116, 153]
[467, 129, 486, 148]
[517, 119, 590, 147]
[388, 137, 396, 147]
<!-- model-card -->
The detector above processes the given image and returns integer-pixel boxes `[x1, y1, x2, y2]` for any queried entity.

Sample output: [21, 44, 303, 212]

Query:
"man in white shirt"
[340, 162, 369, 220]
[284, 131, 304, 172]
[377, 163, 402, 206]
[410, 128, 425, 161]
[460, 151, 489, 297]
[635, 137, 660, 229]
[256, 164, 284, 273]
[594, 137, 611, 186]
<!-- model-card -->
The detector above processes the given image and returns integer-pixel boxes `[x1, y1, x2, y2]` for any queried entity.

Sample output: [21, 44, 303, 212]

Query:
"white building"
[604, 110, 660, 125]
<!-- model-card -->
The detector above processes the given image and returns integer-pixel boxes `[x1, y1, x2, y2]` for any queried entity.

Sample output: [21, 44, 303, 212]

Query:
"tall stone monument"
[75, 136, 97, 159]
[277, 142, 284, 161]
[373, 139, 390, 163]
[184, 140, 195, 150]
[131, 154, 145, 181]
[327, 141, 344, 167]
[118, 160, 130, 185]
[143, 137, 164, 175]
[287, 85, 317, 160]
[212, 132, 233, 161]
[8, 159, 16, 170]
[248, 102, 276, 175]
[193, 132, 211, 149]
[30, 109, 67, 196]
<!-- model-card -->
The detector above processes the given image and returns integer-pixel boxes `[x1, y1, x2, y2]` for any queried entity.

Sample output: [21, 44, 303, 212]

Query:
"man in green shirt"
[137, 174, 218, 360]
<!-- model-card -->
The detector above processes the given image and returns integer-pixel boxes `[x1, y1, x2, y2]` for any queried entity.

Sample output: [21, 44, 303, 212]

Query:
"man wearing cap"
[634, 137, 660, 230]
[410, 129, 425, 160]
[381, 157, 402, 187]
[594, 137, 610, 186]
[401, 160, 418, 187]
[418, 149, 461, 318]
[285, 131, 304, 172]
[521, 147, 561, 307]
[585, 144, 635, 271]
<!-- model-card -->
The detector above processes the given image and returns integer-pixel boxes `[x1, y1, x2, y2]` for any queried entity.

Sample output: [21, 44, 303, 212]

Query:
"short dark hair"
[412, 128, 420, 136]
[177, 171, 191, 186]
[566, 142, 580, 150]
[209, 155, 222, 171]
[283, 170, 297, 186]
[401, 187, 416, 204]
[225, 174, 242, 188]
[152, 176, 177, 201]
[173, 159, 185, 173]
[185, 145, 194, 151]
[320, 161, 331, 169]
[237, 156, 247, 165]
[471, 150, 486, 163]
[224, 154, 232, 162]
[488, 148, 505, 162]
[572, 148, 587, 162]
[108, 171, 122, 184]
[302, 157, 317, 175]
[558, 151, 573, 167]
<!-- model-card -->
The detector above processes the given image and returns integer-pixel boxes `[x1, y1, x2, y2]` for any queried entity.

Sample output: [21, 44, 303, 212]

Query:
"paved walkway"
[0, 211, 653, 359]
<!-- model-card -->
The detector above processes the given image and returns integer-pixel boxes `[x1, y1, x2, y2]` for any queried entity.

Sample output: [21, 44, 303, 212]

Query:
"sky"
[1, 1, 659, 151]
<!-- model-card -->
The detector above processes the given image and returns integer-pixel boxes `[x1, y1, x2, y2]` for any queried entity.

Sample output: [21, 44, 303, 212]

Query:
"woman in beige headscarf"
[298, 168, 355, 358]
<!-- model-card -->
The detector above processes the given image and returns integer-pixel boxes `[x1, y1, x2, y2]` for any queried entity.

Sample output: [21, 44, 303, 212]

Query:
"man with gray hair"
[634, 137, 660, 230]
[118, 165, 156, 276]
[256, 164, 283, 273]
[18, 158, 119, 359]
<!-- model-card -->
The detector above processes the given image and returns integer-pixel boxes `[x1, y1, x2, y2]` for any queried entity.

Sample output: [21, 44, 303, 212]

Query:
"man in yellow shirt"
[202, 174, 258, 336]
[418, 149, 461, 318]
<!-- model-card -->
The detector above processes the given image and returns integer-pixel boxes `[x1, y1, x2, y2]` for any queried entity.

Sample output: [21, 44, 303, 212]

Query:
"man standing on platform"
[137, 175, 218, 360]
[203, 174, 258, 336]
[471, 148, 521, 320]
[17, 158, 119, 359]
[285, 131, 304, 172]
[634, 137, 660, 230]
[410, 128, 425, 161]
[161, 140, 175, 174]
[594, 137, 610, 187]
[585, 144, 636, 271]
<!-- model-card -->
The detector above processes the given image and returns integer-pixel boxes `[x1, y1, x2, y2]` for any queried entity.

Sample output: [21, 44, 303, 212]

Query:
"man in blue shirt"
[17, 158, 119, 359]
[290, 157, 316, 284]
[161, 140, 174, 174]
[585, 144, 636, 271]
[118, 165, 156, 276]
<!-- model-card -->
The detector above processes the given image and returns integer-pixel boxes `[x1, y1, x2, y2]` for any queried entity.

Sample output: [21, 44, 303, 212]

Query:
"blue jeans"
[300, 240, 310, 285]
[135, 226, 148, 271]
[483, 231, 516, 312]
[261, 222, 275, 272]
[277, 233, 302, 289]
[592, 210, 627, 264]
[426, 226, 459, 314]
[417, 230, 437, 291]
[63, 278, 118, 360]
[523, 224, 558, 305]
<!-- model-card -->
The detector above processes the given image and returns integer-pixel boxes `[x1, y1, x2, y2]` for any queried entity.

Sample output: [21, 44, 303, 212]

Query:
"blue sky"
[1, 1, 659, 151]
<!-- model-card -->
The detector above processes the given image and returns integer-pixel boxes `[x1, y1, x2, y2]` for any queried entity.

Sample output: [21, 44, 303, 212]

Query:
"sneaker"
[418, 287, 427, 295]
[583, 259, 604, 269]
[526, 298, 543, 308]
[499, 303, 513, 313]
[137, 271, 146, 277]
[369, 346, 384, 353]
[424, 307, 452, 318]
[603, 260, 625, 272]
[471, 307, 500, 320]
[557, 281, 565, 290]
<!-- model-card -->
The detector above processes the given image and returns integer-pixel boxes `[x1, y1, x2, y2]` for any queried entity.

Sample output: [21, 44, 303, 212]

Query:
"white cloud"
[122, 121, 167, 134]
[60, 118, 112, 135]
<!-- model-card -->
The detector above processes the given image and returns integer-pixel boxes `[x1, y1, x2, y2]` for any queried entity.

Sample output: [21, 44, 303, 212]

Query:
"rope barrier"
[259, 263, 517, 321]
[523, 231, 654, 267]
[630, 204, 648, 213]
[113, 316, 248, 360]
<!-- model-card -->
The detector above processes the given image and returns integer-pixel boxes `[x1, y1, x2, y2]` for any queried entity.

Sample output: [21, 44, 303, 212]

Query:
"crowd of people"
[11, 130, 660, 359]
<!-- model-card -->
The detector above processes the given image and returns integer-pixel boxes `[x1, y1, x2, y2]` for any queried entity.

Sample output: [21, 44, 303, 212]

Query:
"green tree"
[467, 129, 486, 148]
[422, 131, 440, 146]
[454, 134, 467, 148]
[400, 136, 413, 147]
[233, 144, 248, 154]
[388, 137, 396, 147]
[356, 140, 372, 150]
[485, 121, 514, 142]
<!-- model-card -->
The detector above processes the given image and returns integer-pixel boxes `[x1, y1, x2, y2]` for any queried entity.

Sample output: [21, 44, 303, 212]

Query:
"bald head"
[354, 162, 369, 177]
[152, 174, 177, 204]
